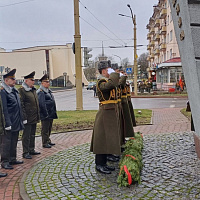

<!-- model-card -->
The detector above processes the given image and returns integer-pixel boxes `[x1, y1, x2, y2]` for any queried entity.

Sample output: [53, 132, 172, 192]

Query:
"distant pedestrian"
[18, 71, 40, 159]
[37, 74, 58, 148]
[0, 69, 24, 170]
[93, 84, 97, 97]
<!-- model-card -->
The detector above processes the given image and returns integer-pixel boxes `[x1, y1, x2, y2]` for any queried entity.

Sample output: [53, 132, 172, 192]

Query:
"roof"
[163, 57, 181, 63]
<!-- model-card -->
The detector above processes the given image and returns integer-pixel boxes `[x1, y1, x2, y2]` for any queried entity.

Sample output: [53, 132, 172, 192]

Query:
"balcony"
[147, 33, 151, 40]
[160, 8, 167, 19]
[147, 45, 151, 50]
[150, 41, 155, 47]
[147, 56, 150, 61]
[154, 34, 160, 41]
[160, 43, 166, 51]
[150, 27, 155, 35]
[150, 53, 155, 59]
[154, 19, 160, 27]
[154, 49, 160, 55]
[160, 26, 167, 35]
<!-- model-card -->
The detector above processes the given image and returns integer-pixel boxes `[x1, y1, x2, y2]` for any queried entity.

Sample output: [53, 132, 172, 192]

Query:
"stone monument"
[169, 0, 200, 158]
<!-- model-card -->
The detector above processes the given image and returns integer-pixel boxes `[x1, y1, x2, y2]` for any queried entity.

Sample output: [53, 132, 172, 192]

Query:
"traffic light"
[84, 47, 92, 67]
[137, 65, 141, 74]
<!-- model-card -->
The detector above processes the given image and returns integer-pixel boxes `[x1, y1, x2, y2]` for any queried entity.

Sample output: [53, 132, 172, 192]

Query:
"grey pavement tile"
[24, 132, 200, 199]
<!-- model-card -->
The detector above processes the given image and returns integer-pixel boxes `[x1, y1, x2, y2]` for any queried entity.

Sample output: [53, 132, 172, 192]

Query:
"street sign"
[126, 67, 132, 74]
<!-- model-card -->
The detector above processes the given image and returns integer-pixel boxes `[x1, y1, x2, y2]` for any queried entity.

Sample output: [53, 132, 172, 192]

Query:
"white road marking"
[170, 105, 175, 108]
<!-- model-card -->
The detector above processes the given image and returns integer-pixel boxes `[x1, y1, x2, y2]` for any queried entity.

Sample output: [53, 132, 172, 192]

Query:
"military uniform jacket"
[90, 72, 121, 155]
[121, 81, 134, 137]
[18, 82, 40, 124]
[0, 95, 5, 135]
[0, 82, 24, 132]
[126, 84, 136, 127]
[37, 86, 58, 120]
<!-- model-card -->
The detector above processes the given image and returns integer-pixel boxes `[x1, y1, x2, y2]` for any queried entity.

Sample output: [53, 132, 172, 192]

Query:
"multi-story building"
[146, 0, 183, 90]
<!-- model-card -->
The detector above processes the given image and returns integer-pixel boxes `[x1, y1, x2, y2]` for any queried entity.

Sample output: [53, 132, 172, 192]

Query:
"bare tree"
[121, 57, 130, 69]
[83, 67, 97, 81]
[137, 53, 149, 73]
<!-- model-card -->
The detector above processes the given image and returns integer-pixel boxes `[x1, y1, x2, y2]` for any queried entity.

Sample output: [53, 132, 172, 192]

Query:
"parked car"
[86, 82, 96, 90]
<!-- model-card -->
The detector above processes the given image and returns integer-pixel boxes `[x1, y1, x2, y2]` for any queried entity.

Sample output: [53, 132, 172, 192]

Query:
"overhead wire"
[80, 16, 123, 46]
[79, 0, 126, 46]
[0, 0, 37, 8]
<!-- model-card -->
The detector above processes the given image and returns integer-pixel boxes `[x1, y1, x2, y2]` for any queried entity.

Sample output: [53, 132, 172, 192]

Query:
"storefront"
[156, 57, 183, 90]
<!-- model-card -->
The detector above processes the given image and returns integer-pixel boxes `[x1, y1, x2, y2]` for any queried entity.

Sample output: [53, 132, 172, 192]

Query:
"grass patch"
[180, 108, 191, 121]
[19, 109, 152, 137]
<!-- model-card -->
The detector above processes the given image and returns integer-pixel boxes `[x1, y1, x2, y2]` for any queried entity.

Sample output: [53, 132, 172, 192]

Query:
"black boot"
[96, 165, 111, 174]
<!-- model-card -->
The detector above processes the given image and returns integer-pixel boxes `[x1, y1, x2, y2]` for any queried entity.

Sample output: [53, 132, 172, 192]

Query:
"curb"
[131, 95, 188, 98]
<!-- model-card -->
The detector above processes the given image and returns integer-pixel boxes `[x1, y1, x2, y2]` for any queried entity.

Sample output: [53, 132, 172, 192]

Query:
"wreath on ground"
[117, 132, 143, 187]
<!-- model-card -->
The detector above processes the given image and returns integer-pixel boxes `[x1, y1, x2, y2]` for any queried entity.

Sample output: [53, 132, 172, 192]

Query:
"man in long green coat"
[90, 60, 121, 174]
[18, 71, 40, 159]
[0, 96, 7, 177]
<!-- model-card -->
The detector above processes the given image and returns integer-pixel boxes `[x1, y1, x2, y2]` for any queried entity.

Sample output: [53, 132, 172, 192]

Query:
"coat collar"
[39, 85, 52, 93]
[22, 82, 36, 92]
[98, 74, 108, 80]
[1, 82, 18, 94]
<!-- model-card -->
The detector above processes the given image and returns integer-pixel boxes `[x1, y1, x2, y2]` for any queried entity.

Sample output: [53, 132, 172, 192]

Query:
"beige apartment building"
[0, 44, 88, 87]
[146, 0, 183, 90]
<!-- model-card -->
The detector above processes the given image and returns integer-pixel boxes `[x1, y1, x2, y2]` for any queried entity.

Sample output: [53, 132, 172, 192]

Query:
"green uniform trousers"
[41, 119, 53, 146]
[22, 123, 37, 155]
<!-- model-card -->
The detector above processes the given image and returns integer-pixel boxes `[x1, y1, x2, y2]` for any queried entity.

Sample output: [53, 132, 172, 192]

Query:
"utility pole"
[74, 0, 83, 110]
[127, 4, 138, 96]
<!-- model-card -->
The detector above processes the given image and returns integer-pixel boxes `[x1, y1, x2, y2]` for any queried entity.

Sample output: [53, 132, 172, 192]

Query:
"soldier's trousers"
[95, 154, 107, 166]
[22, 124, 37, 155]
[0, 130, 19, 164]
[41, 119, 53, 146]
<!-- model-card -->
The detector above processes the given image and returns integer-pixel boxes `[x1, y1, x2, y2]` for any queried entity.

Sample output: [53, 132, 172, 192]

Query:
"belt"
[100, 100, 118, 105]
[121, 95, 127, 98]
[117, 99, 121, 102]
[127, 94, 131, 97]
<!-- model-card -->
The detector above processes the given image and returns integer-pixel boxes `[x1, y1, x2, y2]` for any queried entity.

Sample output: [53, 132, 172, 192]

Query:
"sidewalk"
[0, 108, 194, 200]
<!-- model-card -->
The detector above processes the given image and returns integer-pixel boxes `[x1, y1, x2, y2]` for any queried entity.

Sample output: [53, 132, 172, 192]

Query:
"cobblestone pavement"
[0, 108, 194, 200]
[24, 132, 200, 200]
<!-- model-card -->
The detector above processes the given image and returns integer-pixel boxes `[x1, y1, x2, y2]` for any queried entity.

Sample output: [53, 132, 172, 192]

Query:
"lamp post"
[113, 54, 122, 66]
[127, 4, 137, 96]
[63, 72, 67, 87]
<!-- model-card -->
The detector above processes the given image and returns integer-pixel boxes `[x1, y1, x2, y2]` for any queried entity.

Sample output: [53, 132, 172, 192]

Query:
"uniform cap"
[98, 60, 111, 70]
[24, 71, 35, 79]
[39, 74, 49, 82]
[3, 69, 16, 79]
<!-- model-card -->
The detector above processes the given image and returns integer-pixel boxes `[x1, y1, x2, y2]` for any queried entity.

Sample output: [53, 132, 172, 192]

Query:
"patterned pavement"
[0, 108, 194, 200]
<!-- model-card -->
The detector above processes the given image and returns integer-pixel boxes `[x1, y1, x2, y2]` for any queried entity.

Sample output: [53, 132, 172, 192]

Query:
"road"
[53, 88, 188, 111]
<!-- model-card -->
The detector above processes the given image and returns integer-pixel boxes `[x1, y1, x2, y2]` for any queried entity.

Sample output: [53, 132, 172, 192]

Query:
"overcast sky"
[0, 0, 156, 65]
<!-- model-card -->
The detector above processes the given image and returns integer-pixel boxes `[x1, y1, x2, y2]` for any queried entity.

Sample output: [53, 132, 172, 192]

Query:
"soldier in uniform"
[90, 61, 121, 174]
[37, 74, 58, 148]
[126, 81, 137, 127]
[18, 71, 40, 159]
[120, 71, 135, 138]
[0, 96, 7, 177]
[0, 69, 24, 169]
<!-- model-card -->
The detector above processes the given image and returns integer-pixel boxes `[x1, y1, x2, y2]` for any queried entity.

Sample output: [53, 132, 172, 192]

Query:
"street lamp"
[63, 72, 67, 87]
[127, 4, 138, 96]
[119, 5, 138, 95]
[112, 54, 122, 65]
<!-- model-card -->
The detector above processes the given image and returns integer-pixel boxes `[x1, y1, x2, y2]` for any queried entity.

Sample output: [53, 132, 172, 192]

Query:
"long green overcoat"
[126, 84, 137, 127]
[18, 83, 40, 124]
[90, 72, 121, 155]
[121, 81, 135, 137]
[0, 95, 5, 135]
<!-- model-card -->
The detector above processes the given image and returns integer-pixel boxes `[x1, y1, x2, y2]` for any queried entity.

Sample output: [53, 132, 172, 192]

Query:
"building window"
[170, 49, 172, 59]
[167, 51, 169, 60]
[167, 15, 169, 25]
[167, 33, 169, 43]
[170, 30, 173, 41]
[164, 53, 166, 61]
